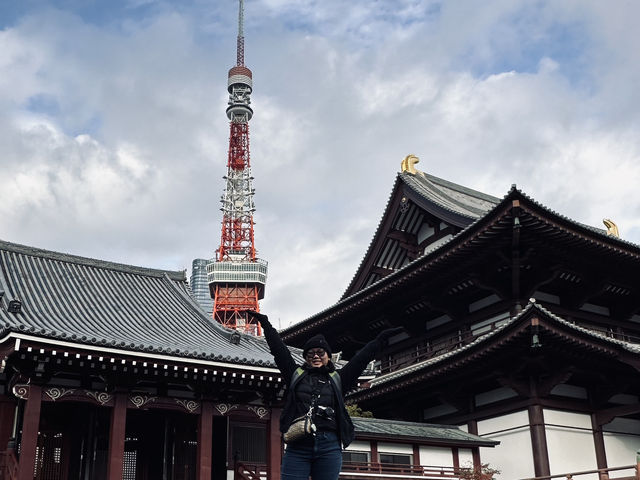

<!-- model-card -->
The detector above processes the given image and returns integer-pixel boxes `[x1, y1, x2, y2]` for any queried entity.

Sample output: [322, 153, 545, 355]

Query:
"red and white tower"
[208, 0, 267, 336]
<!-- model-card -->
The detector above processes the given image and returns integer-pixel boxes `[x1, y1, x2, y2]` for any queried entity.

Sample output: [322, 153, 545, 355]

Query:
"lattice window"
[123, 436, 138, 480]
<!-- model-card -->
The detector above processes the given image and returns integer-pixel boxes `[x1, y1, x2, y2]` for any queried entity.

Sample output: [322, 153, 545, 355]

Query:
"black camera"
[316, 406, 335, 421]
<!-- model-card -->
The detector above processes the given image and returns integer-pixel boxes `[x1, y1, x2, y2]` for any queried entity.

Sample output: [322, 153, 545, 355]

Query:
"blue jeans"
[281, 431, 342, 480]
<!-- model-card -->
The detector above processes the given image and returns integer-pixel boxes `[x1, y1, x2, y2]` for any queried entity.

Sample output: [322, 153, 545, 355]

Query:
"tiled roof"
[338, 171, 499, 301]
[0, 239, 280, 368]
[366, 300, 640, 389]
[402, 171, 500, 220]
[283, 182, 640, 343]
[352, 417, 498, 447]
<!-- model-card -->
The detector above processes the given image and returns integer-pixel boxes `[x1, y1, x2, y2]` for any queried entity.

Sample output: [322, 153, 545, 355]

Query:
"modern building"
[282, 156, 640, 480]
[190, 258, 214, 316]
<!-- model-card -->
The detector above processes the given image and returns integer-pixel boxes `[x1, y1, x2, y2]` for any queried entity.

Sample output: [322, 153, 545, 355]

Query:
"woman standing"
[248, 311, 402, 480]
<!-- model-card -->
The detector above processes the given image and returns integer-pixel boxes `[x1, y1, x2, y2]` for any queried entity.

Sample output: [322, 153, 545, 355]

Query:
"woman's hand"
[375, 327, 405, 345]
[247, 310, 271, 328]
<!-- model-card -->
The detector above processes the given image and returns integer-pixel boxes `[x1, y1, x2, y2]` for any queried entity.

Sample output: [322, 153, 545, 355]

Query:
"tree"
[459, 462, 501, 480]
[345, 404, 373, 418]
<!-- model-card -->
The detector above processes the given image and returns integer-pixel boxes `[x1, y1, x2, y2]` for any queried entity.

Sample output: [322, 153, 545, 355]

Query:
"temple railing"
[0, 450, 19, 480]
[380, 333, 472, 374]
[516, 463, 638, 480]
[340, 461, 463, 478]
[380, 317, 640, 375]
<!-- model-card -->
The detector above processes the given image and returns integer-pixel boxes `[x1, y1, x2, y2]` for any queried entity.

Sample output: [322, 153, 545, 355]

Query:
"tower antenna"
[237, 0, 244, 66]
[208, 0, 267, 336]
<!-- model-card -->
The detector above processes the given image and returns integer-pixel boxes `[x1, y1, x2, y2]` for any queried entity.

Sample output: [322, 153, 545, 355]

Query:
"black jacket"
[262, 321, 382, 448]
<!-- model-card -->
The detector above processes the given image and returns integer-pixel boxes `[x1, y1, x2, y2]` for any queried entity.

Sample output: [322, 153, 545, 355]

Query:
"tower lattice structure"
[208, 0, 267, 336]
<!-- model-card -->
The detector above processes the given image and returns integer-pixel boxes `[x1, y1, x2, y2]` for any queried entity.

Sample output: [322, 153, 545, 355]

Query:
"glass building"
[190, 258, 214, 317]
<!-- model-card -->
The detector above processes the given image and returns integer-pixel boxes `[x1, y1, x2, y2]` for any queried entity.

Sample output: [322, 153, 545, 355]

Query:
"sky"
[2, 0, 640, 329]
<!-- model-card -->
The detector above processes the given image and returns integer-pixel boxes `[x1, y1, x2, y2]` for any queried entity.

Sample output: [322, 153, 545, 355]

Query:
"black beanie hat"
[302, 334, 332, 357]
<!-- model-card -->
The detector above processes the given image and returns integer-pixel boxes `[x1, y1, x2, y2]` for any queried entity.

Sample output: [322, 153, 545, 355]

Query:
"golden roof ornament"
[401, 154, 420, 174]
[603, 218, 620, 238]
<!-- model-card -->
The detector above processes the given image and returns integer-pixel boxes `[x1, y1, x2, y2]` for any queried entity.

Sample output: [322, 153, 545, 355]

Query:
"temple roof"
[402, 171, 500, 220]
[352, 417, 498, 447]
[0, 239, 280, 368]
[349, 301, 640, 403]
[282, 184, 640, 348]
[342, 171, 500, 299]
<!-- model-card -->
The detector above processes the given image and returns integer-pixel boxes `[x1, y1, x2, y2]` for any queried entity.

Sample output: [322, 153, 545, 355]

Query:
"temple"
[0, 238, 494, 480]
[282, 158, 640, 479]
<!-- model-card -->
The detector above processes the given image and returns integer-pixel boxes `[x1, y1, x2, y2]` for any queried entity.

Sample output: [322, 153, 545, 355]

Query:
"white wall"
[344, 440, 371, 452]
[377, 442, 413, 454]
[477, 410, 535, 480]
[419, 446, 453, 468]
[544, 409, 597, 480]
[603, 417, 640, 479]
[459, 448, 474, 469]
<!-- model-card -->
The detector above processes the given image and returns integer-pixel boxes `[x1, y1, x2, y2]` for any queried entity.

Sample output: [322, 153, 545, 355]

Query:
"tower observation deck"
[208, 0, 267, 336]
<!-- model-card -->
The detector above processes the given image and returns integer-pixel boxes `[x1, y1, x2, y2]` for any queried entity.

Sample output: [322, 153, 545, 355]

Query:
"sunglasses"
[305, 349, 326, 359]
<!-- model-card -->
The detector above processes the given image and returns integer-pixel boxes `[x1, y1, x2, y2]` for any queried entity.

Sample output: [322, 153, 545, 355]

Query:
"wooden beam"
[106, 393, 127, 480]
[595, 403, 640, 426]
[17, 385, 41, 480]
[267, 408, 282, 480]
[196, 401, 213, 480]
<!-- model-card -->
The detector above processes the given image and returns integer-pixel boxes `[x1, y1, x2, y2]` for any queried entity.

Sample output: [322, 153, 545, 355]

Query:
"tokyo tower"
[208, 0, 267, 336]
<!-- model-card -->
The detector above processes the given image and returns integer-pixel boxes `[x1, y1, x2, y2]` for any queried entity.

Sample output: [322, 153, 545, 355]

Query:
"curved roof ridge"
[0, 238, 185, 281]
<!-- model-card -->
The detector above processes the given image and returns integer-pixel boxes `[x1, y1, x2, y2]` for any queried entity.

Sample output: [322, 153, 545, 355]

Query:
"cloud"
[2, 1, 640, 328]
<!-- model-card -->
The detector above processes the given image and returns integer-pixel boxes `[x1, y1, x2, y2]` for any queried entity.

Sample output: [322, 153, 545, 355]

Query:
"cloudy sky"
[2, 0, 640, 328]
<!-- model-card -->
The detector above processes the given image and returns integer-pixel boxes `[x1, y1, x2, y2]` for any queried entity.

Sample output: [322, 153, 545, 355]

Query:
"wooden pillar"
[196, 401, 213, 480]
[452, 447, 460, 472]
[17, 385, 42, 480]
[412, 444, 420, 467]
[467, 420, 481, 472]
[371, 439, 379, 469]
[0, 396, 17, 450]
[591, 413, 609, 480]
[106, 393, 127, 480]
[412, 444, 420, 474]
[267, 408, 282, 480]
[528, 404, 550, 478]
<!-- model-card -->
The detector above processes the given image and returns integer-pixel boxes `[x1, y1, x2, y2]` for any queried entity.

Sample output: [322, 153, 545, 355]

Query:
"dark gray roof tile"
[0, 239, 279, 368]
[352, 417, 498, 447]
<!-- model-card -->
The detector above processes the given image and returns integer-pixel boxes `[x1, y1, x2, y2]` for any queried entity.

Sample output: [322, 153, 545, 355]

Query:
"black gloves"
[375, 327, 405, 345]
[247, 310, 271, 328]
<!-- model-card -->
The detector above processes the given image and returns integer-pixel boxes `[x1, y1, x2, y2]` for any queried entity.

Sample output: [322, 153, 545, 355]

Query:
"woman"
[248, 310, 402, 480]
